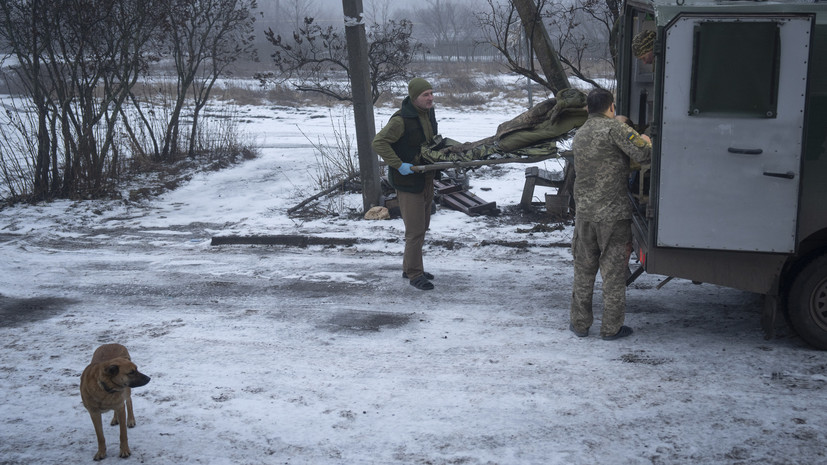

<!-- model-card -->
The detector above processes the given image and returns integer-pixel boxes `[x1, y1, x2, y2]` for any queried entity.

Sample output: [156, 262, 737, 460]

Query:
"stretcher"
[410, 153, 559, 172]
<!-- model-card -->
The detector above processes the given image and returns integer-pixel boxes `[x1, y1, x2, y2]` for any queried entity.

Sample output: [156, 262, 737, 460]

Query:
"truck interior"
[618, 6, 656, 256]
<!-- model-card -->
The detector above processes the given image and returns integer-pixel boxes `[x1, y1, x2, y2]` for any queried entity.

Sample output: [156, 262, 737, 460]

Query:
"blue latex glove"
[398, 162, 414, 175]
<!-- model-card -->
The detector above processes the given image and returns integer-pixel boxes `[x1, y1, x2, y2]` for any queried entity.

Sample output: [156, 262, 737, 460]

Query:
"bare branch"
[257, 16, 421, 103]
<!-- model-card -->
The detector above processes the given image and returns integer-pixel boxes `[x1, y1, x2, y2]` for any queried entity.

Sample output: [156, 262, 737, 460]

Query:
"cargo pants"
[397, 173, 434, 280]
[570, 218, 633, 337]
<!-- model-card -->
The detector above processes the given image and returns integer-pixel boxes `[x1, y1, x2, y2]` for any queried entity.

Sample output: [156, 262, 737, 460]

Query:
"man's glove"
[398, 162, 414, 175]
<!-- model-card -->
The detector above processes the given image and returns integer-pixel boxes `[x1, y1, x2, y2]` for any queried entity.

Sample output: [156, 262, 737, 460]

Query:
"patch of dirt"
[619, 351, 672, 366]
[515, 223, 565, 234]
[0, 295, 77, 327]
[210, 234, 359, 247]
[321, 311, 412, 333]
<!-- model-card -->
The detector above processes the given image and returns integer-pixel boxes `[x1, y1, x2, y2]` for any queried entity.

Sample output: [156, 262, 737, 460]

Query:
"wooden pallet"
[434, 179, 498, 216]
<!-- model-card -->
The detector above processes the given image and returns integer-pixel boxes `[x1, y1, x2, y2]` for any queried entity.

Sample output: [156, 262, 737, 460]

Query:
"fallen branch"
[287, 173, 359, 214]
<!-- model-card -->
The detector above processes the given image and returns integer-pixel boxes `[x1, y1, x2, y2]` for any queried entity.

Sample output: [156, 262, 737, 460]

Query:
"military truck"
[615, 0, 827, 349]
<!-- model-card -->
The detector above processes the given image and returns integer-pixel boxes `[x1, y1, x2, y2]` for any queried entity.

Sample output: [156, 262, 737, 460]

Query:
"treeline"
[0, 0, 257, 202]
[0, 0, 618, 203]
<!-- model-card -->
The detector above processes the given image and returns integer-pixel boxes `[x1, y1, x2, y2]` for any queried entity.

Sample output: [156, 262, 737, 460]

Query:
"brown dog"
[80, 343, 151, 460]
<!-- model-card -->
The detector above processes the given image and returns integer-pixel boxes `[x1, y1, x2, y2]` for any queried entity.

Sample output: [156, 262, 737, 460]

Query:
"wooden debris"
[287, 173, 359, 215]
[434, 179, 498, 216]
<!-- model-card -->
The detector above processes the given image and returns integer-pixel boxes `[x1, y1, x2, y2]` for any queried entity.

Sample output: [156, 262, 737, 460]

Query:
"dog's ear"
[105, 364, 120, 376]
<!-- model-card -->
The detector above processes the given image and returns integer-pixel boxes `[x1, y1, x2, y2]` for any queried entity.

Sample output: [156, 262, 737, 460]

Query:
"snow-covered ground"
[1, 93, 825, 465]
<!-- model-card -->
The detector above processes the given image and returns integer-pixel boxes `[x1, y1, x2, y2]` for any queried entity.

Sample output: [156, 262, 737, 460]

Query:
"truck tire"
[788, 254, 827, 350]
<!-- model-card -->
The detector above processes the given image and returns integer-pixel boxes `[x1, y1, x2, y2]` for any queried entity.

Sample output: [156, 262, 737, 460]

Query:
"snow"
[1, 95, 825, 465]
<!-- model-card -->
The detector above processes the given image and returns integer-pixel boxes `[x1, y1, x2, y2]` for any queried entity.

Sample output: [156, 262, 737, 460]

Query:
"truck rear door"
[656, 15, 811, 253]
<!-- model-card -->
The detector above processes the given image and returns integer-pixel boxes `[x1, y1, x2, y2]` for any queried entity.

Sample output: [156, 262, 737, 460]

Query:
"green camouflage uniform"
[570, 113, 651, 337]
[421, 88, 588, 164]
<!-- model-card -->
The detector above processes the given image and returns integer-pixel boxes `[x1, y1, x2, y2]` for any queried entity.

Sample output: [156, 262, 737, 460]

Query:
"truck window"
[689, 21, 780, 118]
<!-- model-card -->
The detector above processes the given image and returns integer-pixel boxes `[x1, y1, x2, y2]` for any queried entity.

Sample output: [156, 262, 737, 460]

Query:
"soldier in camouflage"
[632, 29, 656, 65]
[569, 88, 651, 340]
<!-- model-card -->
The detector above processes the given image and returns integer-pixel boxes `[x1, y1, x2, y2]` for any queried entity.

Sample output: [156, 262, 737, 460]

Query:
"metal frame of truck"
[617, 0, 827, 349]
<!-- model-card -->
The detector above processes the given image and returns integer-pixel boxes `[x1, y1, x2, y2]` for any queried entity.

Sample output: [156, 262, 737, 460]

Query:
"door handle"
[763, 171, 795, 179]
[728, 147, 763, 155]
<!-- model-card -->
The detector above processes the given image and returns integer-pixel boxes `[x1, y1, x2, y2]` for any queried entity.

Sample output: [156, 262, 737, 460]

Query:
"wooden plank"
[467, 200, 497, 215]
[440, 192, 497, 215]
[440, 194, 474, 214]
[520, 175, 538, 207]
[434, 179, 498, 216]
[433, 181, 464, 195]
[525, 166, 564, 186]
[520, 166, 566, 208]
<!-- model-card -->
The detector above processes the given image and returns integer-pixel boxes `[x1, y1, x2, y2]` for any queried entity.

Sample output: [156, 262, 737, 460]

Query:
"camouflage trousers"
[420, 139, 558, 164]
[570, 219, 633, 338]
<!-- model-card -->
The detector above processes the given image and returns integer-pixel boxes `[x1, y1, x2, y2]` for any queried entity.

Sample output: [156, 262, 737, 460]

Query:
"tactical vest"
[388, 103, 437, 193]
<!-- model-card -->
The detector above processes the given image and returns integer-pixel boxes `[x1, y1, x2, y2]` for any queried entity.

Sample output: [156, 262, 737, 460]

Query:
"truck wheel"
[788, 255, 827, 350]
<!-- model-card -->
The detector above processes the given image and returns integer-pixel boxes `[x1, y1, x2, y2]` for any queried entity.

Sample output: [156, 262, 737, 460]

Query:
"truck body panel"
[658, 15, 808, 253]
[617, 0, 827, 347]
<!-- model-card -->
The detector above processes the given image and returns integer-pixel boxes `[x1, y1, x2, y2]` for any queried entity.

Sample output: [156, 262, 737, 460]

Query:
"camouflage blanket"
[421, 139, 562, 164]
[421, 88, 588, 164]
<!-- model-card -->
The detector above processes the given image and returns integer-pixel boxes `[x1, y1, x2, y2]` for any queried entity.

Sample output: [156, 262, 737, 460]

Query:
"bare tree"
[152, 0, 257, 162]
[391, 0, 478, 61]
[257, 17, 422, 102]
[575, 0, 620, 71]
[0, 0, 52, 198]
[415, 0, 459, 44]
[477, 0, 618, 93]
[364, 0, 393, 24]
[477, 0, 565, 90]
[1, 0, 255, 202]
[476, 1, 540, 83]
[543, 0, 618, 86]
[511, 0, 570, 92]
[1, 0, 162, 199]
[279, 0, 320, 36]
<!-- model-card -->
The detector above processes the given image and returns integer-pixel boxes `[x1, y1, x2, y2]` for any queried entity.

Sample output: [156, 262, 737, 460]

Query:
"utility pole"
[342, 0, 381, 212]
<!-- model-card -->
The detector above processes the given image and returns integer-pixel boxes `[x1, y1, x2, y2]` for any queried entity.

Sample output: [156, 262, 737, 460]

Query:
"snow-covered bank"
[1, 100, 824, 465]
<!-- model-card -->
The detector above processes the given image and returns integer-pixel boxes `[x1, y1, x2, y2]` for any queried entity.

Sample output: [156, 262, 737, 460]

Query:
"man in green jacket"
[569, 88, 651, 340]
[372, 77, 441, 290]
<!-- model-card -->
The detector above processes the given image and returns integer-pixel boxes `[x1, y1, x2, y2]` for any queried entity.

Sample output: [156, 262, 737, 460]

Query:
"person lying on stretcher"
[419, 88, 589, 164]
